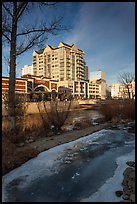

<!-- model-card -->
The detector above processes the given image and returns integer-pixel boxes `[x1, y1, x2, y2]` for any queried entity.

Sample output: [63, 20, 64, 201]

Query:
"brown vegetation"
[99, 99, 135, 122]
[2, 135, 39, 175]
[37, 99, 72, 131]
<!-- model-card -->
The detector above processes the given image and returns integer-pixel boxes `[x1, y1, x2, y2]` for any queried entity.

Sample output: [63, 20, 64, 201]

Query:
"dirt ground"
[24, 122, 111, 152]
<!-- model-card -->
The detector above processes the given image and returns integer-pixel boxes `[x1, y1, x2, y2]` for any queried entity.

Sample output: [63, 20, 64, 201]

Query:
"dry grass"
[2, 135, 39, 175]
[99, 99, 135, 122]
[3, 113, 50, 136]
[70, 100, 80, 110]
[2, 113, 49, 175]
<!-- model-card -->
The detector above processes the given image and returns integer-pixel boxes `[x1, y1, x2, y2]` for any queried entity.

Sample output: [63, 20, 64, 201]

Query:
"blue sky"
[2, 2, 135, 86]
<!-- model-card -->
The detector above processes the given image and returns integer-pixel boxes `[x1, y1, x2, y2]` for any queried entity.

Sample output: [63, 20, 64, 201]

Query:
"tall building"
[32, 42, 88, 81]
[89, 70, 105, 81]
[85, 65, 89, 80]
[21, 65, 33, 76]
[89, 70, 107, 99]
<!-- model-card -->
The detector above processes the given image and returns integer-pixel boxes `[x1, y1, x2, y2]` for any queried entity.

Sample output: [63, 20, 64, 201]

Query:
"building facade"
[32, 42, 88, 81]
[89, 70, 105, 81]
[21, 75, 58, 93]
[88, 70, 107, 99]
[2, 77, 27, 94]
[57, 80, 88, 98]
[111, 82, 135, 99]
[21, 65, 33, 76]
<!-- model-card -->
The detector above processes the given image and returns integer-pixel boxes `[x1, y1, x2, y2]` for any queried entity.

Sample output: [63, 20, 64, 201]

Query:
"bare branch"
[16, 16, 66, 37]
[16, 2, 28, 21]
[16, 32, 46, 56]
[118, 72, 135, 85]
[2, 2, 13, 17]
[2, 33, 11, 43]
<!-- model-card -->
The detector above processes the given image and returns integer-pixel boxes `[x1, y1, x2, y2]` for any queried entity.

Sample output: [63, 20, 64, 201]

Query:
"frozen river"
[2, 123, 135, 202]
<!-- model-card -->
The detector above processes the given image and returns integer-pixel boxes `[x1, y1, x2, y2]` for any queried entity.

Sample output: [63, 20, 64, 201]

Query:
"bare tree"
[118, 72, 135, 99]
[37, 98, 72, 132]
[2, 2, 68, 131]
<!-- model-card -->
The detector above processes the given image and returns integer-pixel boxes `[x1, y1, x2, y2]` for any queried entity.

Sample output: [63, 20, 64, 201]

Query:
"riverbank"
[2, 118, 134, 176]
[115, 161, 135, 202]
[3, 123, 135, 202]
[2, 121, 109, 175]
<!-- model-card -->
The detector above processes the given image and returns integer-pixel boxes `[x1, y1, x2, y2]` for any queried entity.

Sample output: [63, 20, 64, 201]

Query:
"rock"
[122, 177, 129, 186]
[128, 180, 134, 188]
[28, 138, 34, 143]
[123, 186, 131, 194]
[128, 170, 135, 180]
[92, 122, 99, 126]
[122, 194, 129, 200]
[119, 161, 135, 203]
[130, 194, 135, 202]
[126, 161, 135, 168]
[123, 167, 133, 177]
[132, 182, 135, 193]
[25, 139, 29, 144]
[115, 190, 123, 197]
[17, 142, 25, 147]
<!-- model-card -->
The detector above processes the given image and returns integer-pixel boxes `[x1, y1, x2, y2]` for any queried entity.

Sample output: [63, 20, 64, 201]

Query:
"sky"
[2, 2, 135, 86]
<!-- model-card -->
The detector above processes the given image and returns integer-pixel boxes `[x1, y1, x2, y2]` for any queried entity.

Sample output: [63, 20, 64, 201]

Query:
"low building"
[2, 76, 27, 94]
[111, 83, 120, 98]
[88, 80, 100, 99]
[21, 74, 58, 93]
[88, 70, 107, 100]
[57, 80, 88, 99]
[111, 82, 135, 99]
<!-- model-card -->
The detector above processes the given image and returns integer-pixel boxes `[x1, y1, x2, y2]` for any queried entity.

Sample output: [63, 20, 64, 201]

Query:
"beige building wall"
[32, 42, 88, 82]
[111, 82, 135, 99]
[88, 79, 107, 100]
[21, 65, 33, 76]
[57, 80, 88, 98]
[88, 80, 100, 99]
[111, 84, 120, 98]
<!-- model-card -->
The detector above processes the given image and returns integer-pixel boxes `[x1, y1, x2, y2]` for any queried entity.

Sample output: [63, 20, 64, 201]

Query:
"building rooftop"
[35, 42, 84, 54]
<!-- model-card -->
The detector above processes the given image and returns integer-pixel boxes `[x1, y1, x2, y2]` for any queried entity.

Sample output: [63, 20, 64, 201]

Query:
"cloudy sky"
[2, 2, 135, 86]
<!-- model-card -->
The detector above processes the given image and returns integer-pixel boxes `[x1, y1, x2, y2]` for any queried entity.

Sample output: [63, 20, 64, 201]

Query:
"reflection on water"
[67, 109, 103, 124]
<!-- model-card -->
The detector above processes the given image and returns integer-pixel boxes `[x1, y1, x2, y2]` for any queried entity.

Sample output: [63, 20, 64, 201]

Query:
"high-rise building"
[85, 65, 89, 80]
[89, 70, 105, 81]
[89, 70, 107, 99]
[32, 42, 88, 81]
[21, 65, 33, 76]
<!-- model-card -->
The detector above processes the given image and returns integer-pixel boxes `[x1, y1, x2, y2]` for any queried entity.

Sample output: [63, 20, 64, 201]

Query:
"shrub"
[37, 99, 72, 131]
[2, 92, 29, 132]
[99, 99, 135, 122]
[121, 99, 135, 120]
[2, 135, 39, 175]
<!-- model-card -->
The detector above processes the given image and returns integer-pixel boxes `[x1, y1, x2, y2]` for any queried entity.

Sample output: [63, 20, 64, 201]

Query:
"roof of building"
[61, 42, 72, 47]
[35, 48, 45, 54]
[61, 42, 83, 52]
[35, 42, 84, 54]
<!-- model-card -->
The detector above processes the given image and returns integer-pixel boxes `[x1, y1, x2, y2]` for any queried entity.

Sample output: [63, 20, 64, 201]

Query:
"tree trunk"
[8, 3, 17, 131]
[127, 87, 130, 99]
